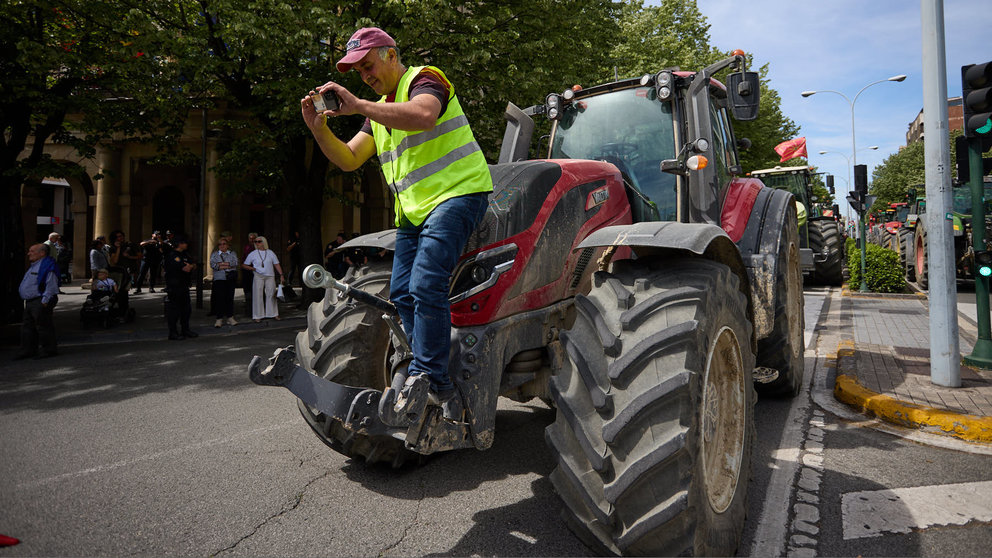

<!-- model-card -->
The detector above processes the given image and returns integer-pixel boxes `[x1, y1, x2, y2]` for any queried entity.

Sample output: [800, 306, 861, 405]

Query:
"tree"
[870, 139, 925, 212]
[0, 0, 191, 323]
[135, 0, 622, 305]
[610, 1, 801, 174]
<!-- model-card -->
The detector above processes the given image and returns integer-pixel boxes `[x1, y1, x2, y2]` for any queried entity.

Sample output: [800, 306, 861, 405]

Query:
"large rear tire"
[809, 220, 843, 286]
[294, 257, 418, 467]
[899, 227, 915, 281]
[756, 206, 805, 397]
[915, 220, 929, 290]
[546, 258, 756, 556]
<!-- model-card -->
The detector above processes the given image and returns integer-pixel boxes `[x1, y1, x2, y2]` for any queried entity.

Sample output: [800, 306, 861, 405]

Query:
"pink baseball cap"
[336, 27, 396, 73]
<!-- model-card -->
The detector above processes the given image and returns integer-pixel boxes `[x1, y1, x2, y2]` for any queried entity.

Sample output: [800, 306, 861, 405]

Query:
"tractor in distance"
[747, 165, 844, 285]
[248, 50, 804, 556]
[909, 177, 992, 289]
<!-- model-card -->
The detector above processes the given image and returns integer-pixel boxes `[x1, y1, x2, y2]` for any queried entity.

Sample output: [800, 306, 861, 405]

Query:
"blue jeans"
[390, 193, 489, 393]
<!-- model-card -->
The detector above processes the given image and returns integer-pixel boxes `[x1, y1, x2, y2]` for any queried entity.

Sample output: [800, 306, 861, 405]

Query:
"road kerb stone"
[834, 372, 992, 444]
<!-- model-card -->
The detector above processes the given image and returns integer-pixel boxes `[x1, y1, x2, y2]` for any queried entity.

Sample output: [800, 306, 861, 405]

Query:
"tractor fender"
[338, 229, 397, 252]
[731, 185, 796, 341]
[575, 221, 755, 350]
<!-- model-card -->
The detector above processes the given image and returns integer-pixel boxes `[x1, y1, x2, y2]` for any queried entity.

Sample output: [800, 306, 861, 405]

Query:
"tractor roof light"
[656, 71, 674, 101]
[545, 93, 562, 121]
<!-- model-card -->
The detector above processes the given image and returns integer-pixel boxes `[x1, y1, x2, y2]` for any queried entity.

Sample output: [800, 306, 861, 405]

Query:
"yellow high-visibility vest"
[371, 66, 492, 226]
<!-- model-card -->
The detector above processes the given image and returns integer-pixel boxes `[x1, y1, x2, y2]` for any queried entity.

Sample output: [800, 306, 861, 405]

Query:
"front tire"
[294, 257, 417, 467]
[546, 258, 756, 556]
[915, 220, 929, 290]
[756, 205, 805, 397]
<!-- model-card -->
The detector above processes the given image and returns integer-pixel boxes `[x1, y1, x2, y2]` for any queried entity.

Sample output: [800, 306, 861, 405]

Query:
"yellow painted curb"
[834, 374, 992, 443]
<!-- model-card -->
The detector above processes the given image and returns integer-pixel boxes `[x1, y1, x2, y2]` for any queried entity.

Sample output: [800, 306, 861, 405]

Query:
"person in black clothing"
[324, 233, 347, 279]
[135, 231, 164, 293]
[163, 236, 198, 340]
[286, 231, 302, 287]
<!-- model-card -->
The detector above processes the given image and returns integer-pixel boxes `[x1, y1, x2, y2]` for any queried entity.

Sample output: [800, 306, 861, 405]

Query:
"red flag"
[774, 137, 807, 163]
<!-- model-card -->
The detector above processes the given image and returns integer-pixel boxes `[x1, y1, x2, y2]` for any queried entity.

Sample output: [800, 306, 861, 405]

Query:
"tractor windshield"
[549, 86, 678, 222]
[754, 173, 811, 209]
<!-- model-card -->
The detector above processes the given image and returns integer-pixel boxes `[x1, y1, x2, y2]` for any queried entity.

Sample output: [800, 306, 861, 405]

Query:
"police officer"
[163, 236, 198, 340]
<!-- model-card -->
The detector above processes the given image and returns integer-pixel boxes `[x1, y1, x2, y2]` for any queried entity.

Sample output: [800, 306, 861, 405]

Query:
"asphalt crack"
[210, 470, 331, 557]
[377, 478, 427, 557]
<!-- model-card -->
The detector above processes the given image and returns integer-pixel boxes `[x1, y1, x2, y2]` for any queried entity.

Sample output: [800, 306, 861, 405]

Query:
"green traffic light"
[981, 266, 992, 277]
[979, 117, 992, 134]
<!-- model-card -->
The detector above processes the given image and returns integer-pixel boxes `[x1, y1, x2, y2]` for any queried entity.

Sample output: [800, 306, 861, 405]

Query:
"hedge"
[845, 237, 906, 293]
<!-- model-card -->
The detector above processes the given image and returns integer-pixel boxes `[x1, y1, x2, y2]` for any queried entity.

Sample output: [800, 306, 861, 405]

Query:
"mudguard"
[337, 229, 397, 252]
[731, 184, 796, 342]
[574, 220, 755, 349]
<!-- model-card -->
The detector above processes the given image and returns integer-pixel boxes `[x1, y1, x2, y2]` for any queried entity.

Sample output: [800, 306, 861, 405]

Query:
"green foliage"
[870, 140, 925, 213]
[732, 67, 802, 174]
[846, 237, 906, 293]
[0, 0, 193, 185]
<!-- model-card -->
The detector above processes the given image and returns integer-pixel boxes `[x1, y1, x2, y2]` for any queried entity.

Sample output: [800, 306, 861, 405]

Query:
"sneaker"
[214, 319, 223, 328]
[226, 317, 238, 326]
[149, 288, 156, 293]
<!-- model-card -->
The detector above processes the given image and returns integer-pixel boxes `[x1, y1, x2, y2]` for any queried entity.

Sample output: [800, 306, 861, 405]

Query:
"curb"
[833, 341, 992, 444]
[840, 283, 928, 300]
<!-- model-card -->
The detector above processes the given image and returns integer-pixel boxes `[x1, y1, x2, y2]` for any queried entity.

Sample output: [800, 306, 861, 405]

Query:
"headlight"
[449, 243, 518, 304]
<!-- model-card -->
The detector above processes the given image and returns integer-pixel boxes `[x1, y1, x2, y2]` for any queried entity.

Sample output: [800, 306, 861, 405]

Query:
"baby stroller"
[80, 269, 136, 328]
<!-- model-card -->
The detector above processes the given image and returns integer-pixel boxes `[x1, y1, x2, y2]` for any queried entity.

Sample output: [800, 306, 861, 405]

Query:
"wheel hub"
[701, 326, 746, 514]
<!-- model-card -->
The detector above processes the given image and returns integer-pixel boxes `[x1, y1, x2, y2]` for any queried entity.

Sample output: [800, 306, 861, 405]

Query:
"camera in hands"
[310, 89, 340, 112]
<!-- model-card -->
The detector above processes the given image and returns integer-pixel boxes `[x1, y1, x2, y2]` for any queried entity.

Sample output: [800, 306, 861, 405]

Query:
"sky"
[695, 0, 991, 203]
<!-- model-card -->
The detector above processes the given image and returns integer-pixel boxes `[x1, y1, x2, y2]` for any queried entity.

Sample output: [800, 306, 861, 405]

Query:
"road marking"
[750, 291, 827, 557]
[15, 420, 297, 491]
[841, 480, 992, 540]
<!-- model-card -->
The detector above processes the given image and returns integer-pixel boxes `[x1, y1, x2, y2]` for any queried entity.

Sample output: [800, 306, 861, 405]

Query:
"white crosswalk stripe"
[841, 480, 992, 540]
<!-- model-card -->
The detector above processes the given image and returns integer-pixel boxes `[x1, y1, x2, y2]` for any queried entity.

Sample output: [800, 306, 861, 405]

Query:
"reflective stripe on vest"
[371, 65, 492, 226]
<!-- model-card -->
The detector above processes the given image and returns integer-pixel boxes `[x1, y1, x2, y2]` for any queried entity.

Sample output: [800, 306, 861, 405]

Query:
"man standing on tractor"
[300, 27, 492, 410]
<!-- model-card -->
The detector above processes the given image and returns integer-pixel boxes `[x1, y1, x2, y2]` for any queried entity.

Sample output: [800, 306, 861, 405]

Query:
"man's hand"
[316, 82, 361, 116]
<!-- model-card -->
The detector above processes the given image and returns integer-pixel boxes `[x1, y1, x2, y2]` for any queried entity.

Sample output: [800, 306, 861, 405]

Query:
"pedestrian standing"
[241, 235, 283, 322]
[286, 231, 302, 287]
[163, 236, 198, 340]
[209, 239, 239, 327]
[17, 243, 60, 359]
[135, 231, 164, 293]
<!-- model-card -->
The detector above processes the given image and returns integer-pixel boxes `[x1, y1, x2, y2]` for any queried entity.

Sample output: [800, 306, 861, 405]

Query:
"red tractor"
[250, 52, 803, 556]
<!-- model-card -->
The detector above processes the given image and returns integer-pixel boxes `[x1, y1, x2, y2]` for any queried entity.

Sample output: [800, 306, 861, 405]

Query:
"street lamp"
[802, 74, 906, 292]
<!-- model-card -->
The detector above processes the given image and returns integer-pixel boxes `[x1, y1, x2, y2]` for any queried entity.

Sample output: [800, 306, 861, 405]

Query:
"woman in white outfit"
[241, 236, 284, 322]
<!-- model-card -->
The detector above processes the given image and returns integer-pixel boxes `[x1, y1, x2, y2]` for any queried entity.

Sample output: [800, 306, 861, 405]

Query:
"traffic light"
[962, 62, 992, 148]
[826, 174, 835, 194]
[847, 193, 863, 214]
[975, 250, 992, 278]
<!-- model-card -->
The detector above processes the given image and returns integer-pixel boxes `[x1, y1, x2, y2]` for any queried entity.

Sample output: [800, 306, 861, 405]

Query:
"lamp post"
[802, 75, 906, 292]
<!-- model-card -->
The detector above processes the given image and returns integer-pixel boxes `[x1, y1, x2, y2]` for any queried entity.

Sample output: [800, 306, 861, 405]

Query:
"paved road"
[4, 286, 992, 556]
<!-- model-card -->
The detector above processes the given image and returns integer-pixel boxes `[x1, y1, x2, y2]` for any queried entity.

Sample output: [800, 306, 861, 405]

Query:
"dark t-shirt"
[360, 69, 451, 136]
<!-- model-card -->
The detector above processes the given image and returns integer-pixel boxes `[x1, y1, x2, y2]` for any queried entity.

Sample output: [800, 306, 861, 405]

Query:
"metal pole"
[921, 0, 960, 386]
[964, 135, 992, 367]
[196, 105, 206, 309]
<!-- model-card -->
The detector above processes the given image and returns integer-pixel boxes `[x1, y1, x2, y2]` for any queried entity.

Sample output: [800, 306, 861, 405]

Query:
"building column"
[72, 208, 88, 281]
[93, 145, 122, 238]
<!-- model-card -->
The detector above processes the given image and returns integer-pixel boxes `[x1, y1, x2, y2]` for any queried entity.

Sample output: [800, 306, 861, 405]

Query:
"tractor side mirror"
[727, 71, 760, 121]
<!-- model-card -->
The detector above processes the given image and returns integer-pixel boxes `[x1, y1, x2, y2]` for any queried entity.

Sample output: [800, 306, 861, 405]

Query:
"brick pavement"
[833, 290, 992, 443]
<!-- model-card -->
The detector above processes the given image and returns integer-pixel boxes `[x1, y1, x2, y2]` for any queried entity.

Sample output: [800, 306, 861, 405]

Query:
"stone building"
[19, 108, 393, 282]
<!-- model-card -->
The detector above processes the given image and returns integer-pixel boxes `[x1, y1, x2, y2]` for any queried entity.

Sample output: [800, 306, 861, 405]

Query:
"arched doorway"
[153, 186, 186, 235]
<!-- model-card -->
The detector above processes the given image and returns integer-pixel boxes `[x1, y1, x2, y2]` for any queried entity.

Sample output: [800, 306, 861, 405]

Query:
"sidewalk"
[1, 281, 309, 351]
[830, 287, 992, 445]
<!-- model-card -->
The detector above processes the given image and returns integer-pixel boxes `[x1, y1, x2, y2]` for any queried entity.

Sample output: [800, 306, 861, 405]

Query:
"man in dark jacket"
[163, 237, 198, 340]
